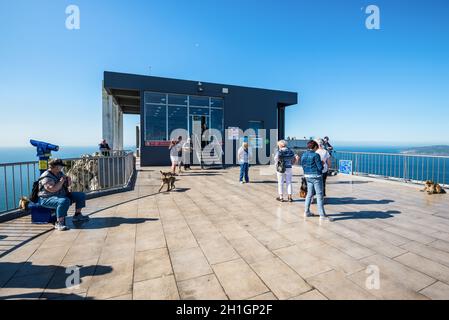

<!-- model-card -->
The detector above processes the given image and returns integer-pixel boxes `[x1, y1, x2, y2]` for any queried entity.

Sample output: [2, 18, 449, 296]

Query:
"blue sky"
[0, 0, 448, 147]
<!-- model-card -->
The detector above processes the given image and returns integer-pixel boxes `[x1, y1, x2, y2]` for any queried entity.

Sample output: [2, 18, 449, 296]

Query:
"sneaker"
[304, 212, 314, 218]
[320, 215, 334, 222]
[288, 197, 293, 203]
[72, 214, 90, 222]
[54, 222, 68, 231]
[276, 197, 284, 202]
[240, 181, 245, 184]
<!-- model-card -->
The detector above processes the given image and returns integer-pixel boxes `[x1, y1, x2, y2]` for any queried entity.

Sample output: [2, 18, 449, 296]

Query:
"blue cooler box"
[29, 203, 56, 224]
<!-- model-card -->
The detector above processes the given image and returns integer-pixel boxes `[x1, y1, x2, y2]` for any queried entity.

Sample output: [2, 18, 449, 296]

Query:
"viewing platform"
[1, 165, 449, 300]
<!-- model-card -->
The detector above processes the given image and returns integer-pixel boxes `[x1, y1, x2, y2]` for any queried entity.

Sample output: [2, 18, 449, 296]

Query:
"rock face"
[65, 155, 100, 192]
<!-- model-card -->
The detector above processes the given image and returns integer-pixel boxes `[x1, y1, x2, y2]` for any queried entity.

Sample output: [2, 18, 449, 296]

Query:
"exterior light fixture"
[198, 82, 204, 92]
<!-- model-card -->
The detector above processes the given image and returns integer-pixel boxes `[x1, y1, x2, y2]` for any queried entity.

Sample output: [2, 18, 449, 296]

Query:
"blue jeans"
[304, 176, 326, 217]
[239, 163, 249, 182]
[39, 192, 86, 219]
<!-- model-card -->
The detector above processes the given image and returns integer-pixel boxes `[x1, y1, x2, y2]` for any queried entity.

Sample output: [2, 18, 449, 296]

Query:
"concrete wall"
[102, 86, 123, 151]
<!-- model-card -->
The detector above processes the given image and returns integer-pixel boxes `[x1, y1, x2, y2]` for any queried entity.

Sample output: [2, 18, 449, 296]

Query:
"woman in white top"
[316, 139, 331, 197]
[274, 140, 299, 202]
[169, 136, 183, 175]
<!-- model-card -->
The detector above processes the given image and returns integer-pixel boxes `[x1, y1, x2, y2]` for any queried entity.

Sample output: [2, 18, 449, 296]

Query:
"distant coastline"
[335, 144, 449, 157]
[400, 145, 449, 156]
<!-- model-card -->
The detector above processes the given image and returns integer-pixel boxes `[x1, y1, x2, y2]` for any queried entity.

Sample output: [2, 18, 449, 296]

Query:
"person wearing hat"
[38, 159, 89, 231]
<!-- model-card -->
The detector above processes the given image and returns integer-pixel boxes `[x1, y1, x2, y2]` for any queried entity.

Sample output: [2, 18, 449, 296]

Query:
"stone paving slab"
[1, 165, 449, 300]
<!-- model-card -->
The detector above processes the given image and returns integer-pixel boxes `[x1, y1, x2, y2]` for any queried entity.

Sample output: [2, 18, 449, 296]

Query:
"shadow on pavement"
[324, 197, 395, 205]
[248, 180, 278, 184]
[71, 217, 158, 229]
[329, 210, 401, 221]
[0, 292, 92, 300]
[327, 181, 372, 185]
[0, 262, 113, 299]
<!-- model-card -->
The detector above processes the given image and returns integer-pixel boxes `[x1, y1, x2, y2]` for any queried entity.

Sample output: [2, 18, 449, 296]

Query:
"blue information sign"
[339, 160, 353, 175]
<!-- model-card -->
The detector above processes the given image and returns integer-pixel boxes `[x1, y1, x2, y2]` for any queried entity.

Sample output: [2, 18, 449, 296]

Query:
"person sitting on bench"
[38, 159, 89, 231]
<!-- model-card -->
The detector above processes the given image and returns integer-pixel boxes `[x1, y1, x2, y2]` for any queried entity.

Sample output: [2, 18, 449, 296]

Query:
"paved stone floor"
[1, 165, 449, 300]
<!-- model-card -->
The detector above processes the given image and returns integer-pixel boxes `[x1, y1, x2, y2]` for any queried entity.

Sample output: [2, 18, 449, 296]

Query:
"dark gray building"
[102, 71, 297, 166]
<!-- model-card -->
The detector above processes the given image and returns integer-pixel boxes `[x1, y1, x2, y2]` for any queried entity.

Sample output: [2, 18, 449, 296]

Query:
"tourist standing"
[169, 136, 183, 175]
[99, 139, 111, 156]
[182, 138, 192, 170]
[274, 140, 298, 202]
[323, 136, 334, 154]
[301, 140, 333, 221]
[238, 142, 251, 184]
[316, 139, 331, 197]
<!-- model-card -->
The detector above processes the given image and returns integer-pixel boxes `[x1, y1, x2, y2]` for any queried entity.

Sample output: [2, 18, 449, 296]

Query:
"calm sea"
[0, 145, 404, 164]
[0, 147, 110, 164]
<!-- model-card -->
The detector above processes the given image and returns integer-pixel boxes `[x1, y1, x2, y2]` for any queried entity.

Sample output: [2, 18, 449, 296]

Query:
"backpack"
[299, 177, 308, 198]
[276, 158, 286, 173]
[30, 177, 46, 203]
[29, 172, 59, 203]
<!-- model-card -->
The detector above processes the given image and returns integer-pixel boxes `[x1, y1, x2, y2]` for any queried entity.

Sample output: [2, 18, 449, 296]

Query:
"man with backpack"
[274, 140, 299, 202]
[37, 159, 89, 231]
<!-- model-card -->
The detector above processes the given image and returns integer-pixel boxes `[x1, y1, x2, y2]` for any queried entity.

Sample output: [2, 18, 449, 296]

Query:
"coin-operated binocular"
[30, 140, 59, 174]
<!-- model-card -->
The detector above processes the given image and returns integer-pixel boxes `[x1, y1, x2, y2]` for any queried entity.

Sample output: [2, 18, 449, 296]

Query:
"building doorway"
[190, 115, 209, 147]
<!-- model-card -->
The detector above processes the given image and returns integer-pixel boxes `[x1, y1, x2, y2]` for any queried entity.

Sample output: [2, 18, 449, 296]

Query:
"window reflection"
[189, 96, 209, 107]
[144, 104, 166, 141]
[144, 92, 166, 104]
[168, 94, 188, 106]
[144, 92, 224, 142]
[168, 106, 188, 138]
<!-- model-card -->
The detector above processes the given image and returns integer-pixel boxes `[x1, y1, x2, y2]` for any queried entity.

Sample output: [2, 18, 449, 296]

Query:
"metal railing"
[0, 151, 135, 215]
[0, 161, 40, 214]
[330, 151, 449, 187]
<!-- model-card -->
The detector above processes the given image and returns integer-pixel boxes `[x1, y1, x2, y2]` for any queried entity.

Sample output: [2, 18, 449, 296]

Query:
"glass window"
[168, 94, 188, 106]
[189, 107, 210, 116]
[211, 108, 224, 137]
[143, 91, 225, 142]
[168, 106, 188, 138]
[144, 104, 167, 141]
[145, 92, 166, 104]
[189, 96, 209, 107]
[211, 98, 224, 109]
